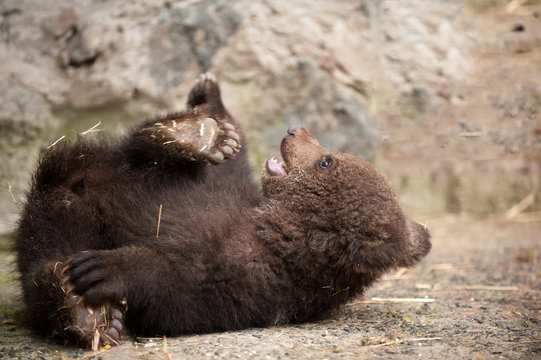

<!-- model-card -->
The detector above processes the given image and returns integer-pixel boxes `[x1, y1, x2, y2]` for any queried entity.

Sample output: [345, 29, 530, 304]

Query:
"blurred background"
[0, 0, 539, 234]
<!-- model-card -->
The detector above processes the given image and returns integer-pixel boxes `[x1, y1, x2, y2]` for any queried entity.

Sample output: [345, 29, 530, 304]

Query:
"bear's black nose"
[287, 124, 302, 136]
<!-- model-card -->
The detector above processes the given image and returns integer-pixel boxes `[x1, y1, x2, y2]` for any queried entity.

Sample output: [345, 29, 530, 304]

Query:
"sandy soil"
[1, 215, 539, 359]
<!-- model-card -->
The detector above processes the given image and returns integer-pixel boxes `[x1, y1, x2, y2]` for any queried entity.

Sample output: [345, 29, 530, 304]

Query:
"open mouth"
[266, 156, 288, 176]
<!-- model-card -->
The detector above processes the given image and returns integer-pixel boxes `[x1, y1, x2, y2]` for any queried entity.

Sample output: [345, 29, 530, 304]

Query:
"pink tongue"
[268, 157, 287, 175]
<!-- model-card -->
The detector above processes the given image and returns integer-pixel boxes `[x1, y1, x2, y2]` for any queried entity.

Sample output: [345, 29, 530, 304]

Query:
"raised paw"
[130, 73, 244, 165]
[141, 114, 242, 164]
[207, 120, 242, 163]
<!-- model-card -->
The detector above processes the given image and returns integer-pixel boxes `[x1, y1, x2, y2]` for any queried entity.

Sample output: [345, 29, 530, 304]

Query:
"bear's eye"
[318, 157, 334, 171]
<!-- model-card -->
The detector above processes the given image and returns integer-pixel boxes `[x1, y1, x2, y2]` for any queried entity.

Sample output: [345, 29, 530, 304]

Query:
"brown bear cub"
[15, 73, 431, 348]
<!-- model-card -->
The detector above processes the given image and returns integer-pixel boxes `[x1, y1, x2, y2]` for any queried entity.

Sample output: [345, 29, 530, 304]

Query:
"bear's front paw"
[62, 250, 126, 306]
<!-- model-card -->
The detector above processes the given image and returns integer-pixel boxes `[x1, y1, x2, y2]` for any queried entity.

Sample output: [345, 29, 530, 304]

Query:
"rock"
[5, 0, 536, 233]
[0, 80, 56, 234]
[512, 21, 525, 32]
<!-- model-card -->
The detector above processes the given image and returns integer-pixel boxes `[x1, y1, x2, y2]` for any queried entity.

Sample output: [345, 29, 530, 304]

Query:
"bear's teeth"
[267, 157, 287, 176]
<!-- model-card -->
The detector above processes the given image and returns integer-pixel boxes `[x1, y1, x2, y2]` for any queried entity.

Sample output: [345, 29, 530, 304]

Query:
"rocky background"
[1, 0, 540, 234]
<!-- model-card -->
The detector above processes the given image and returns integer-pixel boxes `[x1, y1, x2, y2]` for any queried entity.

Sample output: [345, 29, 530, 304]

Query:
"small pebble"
[512, 21, 525, 32]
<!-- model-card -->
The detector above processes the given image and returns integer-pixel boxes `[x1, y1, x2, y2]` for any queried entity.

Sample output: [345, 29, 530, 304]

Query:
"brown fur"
[14, 74, 430, 347]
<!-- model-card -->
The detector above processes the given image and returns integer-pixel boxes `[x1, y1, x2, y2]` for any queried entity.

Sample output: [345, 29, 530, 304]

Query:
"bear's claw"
[52, 261, 127, 348]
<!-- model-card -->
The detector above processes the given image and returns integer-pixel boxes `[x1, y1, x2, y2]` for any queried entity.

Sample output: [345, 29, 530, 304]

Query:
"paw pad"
[53, 261, 127, 349]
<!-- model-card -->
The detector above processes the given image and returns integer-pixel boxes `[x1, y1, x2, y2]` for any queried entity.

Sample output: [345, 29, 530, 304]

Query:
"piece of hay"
[450, 285, 518, 291]
[80, 121, 103, 135]
[349, 297, 436, 305]
[47, 135, 66, 149]
[156, 204, 163, 238]
[505, 193, 535, 220]
[369, 336, 443, 348]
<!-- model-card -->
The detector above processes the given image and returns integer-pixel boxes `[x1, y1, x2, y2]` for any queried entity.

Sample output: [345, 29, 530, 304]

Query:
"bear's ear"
[396, 219, 431, 268]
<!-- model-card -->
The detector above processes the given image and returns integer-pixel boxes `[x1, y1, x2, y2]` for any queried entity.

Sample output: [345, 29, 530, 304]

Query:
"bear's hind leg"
[128, 73, 242, 165]
[23, 260, 126, 348]
[186, 72, 223, 109]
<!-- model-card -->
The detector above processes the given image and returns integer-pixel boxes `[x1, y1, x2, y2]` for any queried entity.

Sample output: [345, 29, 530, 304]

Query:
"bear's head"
[259, 126, 431, 280]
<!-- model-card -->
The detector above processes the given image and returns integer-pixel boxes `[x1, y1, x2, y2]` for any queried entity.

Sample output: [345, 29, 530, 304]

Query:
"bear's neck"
[252, 200, 376, 314]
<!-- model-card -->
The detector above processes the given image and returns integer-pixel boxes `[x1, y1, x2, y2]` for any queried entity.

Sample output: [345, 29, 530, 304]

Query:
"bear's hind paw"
[65, 300, 127, 350]
[208, 121, 241, 163]
[130, 72, 243, 165]
[150, 115, 241, 164]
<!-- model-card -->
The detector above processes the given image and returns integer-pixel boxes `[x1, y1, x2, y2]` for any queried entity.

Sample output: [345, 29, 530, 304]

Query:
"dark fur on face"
[14, 73, 431, 348]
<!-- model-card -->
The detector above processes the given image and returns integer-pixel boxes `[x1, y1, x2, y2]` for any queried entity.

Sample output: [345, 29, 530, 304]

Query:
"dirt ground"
[0, 215, 539, 359]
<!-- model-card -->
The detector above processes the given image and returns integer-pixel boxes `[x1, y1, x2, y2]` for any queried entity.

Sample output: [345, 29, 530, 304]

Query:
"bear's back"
[17, 136, 260, 266]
